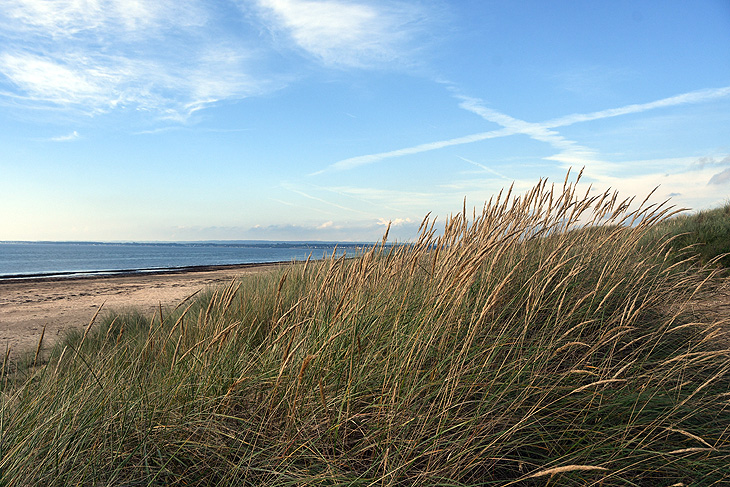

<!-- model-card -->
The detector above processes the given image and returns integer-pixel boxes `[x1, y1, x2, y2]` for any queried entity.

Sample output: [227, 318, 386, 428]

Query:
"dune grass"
[1, 172, 729, 486]
[650, 201, 730, 268]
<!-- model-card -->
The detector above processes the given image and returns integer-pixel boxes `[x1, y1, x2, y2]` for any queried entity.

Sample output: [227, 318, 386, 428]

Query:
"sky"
[1, 0, 729, 242]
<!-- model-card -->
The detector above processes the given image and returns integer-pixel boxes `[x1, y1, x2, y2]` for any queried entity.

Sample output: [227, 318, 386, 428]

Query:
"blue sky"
[1, 0, 729, 242]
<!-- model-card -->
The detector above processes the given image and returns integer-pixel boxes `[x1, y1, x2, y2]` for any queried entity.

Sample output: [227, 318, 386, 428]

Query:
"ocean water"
[0, 241, 363, 279]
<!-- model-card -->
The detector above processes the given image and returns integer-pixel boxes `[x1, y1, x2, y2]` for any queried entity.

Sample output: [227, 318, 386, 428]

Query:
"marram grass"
[651, 200, 730, 268]
[1, 172, 729, 486]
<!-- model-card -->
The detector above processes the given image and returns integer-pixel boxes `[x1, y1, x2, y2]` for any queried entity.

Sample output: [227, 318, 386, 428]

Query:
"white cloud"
[282, 183, 376, 216]
[313, 128, 514, 174]
[692, 155, 730, 169]
[312, 85, 730, 214]
[0, 0, 435, 119]
[0, 1, 267, 119]
[247, 221, 395, 241]
[0, 51, 261, 121]
[317, 86, 730, 174]
[456, 94, 618, 176]
[377, 217, 412, 226]
[457, 156, 511, 181]
[255, 0, 426, 68]
[556, 155, 730, 212]
[1, 0, 205, 38]
[0, 52, 115, 108]
[709, 168, 730, 185]
[544, 87, 730, 127]
[51, 130, 79, 142]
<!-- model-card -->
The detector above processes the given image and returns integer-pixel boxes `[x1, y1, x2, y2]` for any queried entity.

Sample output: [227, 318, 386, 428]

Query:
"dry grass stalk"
[32, 324, 46, 367]
[225, 376, 248, 397]
[76, 301, 105, 356]
[204, 321, 242, 352]
[665, 427, 714, 449]
[678, 363, 730, 407]
[298, 354, 316, 383]
[524, 464, 608, 479]
[103, 317, 118, 343]
[164, 300, 196, 345]
[667, 447, 715, 455]
[2, 342, 10, 384]
[53, 345, 68, 375]
[176, 336, 209, 364]
[203, 289, 217, 331]
[570, 378, 627, 394]
[116, 320, 125, 345]
[170, 334, 183, 372]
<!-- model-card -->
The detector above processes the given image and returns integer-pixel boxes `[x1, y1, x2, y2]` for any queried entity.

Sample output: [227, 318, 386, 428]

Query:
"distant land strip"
[0, 261, 289, 283]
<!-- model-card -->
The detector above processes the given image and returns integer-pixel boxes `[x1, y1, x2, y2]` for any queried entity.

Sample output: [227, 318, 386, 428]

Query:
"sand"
[0, 263, 282, 361]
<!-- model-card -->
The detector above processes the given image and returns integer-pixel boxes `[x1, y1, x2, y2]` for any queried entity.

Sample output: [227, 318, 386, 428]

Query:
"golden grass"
[1, 170, 729, 486]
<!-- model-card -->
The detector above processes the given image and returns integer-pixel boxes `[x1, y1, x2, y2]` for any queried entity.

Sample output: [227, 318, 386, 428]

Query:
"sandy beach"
[0, 263, 282, 361]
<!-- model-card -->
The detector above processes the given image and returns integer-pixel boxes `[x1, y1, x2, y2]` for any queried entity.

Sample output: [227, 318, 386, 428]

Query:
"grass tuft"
[650, 201, 730, 267]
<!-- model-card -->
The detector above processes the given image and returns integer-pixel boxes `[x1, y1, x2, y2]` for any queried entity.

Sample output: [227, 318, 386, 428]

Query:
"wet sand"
[0, 263, 282, 360]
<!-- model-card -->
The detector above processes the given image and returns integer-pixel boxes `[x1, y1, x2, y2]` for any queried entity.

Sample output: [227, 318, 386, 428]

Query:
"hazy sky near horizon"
[1, 0, 729, 242]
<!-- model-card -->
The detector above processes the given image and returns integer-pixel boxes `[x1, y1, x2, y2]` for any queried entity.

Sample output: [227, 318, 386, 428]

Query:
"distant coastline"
[0, 241, 371, 280]
[0, 240, 372, 246]
[0, 261, 286, 283]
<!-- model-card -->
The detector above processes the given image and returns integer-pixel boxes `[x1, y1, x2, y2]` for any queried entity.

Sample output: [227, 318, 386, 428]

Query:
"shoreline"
[0, 261, 284, 361]
[0, 260, 292, 283]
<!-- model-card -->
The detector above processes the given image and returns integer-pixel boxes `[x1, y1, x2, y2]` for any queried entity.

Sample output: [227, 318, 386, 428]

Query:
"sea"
[0, 241, 367, 279]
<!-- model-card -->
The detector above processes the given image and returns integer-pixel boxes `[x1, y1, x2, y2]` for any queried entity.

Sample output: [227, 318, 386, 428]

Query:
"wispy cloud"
[0, 1, 271, 119]
[254, 0, 428, 68]
[312, 128, 513, 174]
[1, 0, 206, 38]
[554, 155, 730, 213]
[544, 87, 730, 127]
[457, 156, 511, 180]
[324, 185, 450, 210]
[312, 183, 404, 213]
[0, 49, 264, 120]
[50, 130, 79, 142]
[0, 0, 436, 120]
[278, 183, 440, 227]
[709, 168, 730, 185]
[692, 155, 730, 169]
[282, 183, 375, 216]
[0, 52, 122, 110]
[317, 86, 730, 174]
[456, 94, 615, 176]
[247, 220, 405, 242]
[134, 125, 253, 136]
